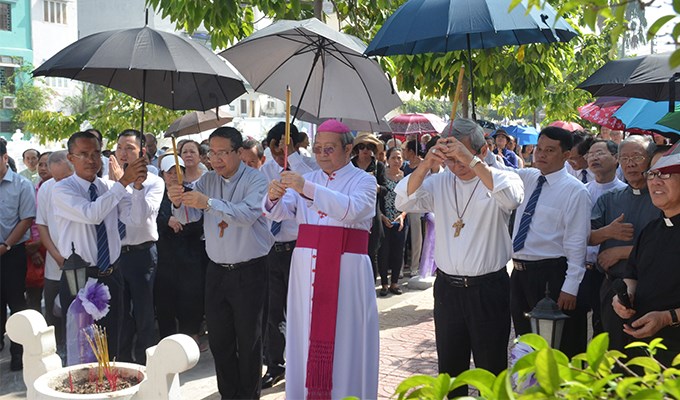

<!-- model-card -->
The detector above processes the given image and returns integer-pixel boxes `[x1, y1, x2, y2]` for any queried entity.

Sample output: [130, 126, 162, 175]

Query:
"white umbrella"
[290, 106, 392, 133]
[220, 18, 402, 125]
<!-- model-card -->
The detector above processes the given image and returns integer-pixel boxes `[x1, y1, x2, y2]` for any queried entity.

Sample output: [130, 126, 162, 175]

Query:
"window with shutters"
[0, 3, 11, 31]
[44, 1, 67, 24]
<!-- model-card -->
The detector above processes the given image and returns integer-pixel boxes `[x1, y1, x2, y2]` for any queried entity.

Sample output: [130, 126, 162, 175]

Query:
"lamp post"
[525, 283, 570, 349]
[62, 243, 91, 296]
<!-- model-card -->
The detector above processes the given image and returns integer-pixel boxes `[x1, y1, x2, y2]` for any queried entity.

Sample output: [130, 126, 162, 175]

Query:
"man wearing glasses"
[589, 135, 660, 351]
[53, 131, 148, 361]
[168, 127, 273, 399]
[613, 142, 680, 365]
[264, 119, 379, 400]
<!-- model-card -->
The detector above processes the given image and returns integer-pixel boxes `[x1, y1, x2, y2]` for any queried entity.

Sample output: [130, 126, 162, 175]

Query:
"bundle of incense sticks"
[83, 324, 110, 385]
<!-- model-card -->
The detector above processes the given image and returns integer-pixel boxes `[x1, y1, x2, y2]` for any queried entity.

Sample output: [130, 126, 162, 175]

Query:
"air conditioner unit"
[2, 96, 16, 109]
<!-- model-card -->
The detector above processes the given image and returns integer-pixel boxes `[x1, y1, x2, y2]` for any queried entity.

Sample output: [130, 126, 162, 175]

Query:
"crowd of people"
[0, 116, 679, 399]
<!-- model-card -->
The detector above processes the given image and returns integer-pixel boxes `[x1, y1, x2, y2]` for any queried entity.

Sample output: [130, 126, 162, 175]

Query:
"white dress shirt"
[565, 161, 595, 184]
[584, 177, 627, 263]
[395, 168, 524, 276]
[36, 178, 61, 281]
[52, 174, 141, 267]
[121, 172, 165, 245]
[511, 167, 591, 295]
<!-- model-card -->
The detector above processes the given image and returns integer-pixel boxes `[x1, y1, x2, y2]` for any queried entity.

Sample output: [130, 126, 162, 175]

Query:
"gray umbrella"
[164, 107, 234, 138]
[220, 18, 402, 125]
[33, 25, 246, 133]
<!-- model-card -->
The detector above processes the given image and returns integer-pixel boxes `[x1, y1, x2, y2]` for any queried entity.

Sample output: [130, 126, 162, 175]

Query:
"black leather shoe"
[379, 287, 388, 297]
[389, 286, 403, 295]
[10, 357, 22, 371]
[261, 371, 285, 389]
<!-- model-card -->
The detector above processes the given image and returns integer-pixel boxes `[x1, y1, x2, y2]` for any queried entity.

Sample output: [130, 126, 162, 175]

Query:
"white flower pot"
[33, 362, 146, 400]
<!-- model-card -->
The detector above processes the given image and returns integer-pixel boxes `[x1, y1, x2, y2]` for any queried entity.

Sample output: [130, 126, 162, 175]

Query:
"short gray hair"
[441, 118, 486, 153]
[48, 150, 73, 171]
[339, 132, 354, 147]
[619, 135, 656, 158]
[242, 138, 264, 158]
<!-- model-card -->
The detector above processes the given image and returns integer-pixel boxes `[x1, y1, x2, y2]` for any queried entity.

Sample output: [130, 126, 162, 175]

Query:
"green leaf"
[518, 334, 549, 351]
[586, 333, 609, 372]
[628, 389, 664, 400]
[508, 0, 523, 12]
[451, 369, 496, 398]
[534, 348, 560, 395]
[626, 356, 661, 374]
[674, 0, 680, 14]
[394, 374, 438, 397]
[663, 379, 680, 399]
[647, 15, 676, 40]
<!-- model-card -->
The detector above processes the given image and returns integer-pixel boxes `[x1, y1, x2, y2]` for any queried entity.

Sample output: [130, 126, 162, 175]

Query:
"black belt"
[121, 241, 154, 254]
[273, 240, 296, 253]
[436, 268, 507, 288]
[512, 257, 566, 271]
[88, 263, 118, 278]
[212, 255, 266, 271]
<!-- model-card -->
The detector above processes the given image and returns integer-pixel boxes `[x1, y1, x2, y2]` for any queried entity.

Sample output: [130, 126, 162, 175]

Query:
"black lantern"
[62, 242, 91, 296]
[525, 284, 570, 349]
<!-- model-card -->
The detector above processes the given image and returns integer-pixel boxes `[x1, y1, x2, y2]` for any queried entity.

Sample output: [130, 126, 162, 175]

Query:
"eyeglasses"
[70, 151, 102, 161]
[355, 143, 376, 152]
[619, 155, 646, 164]
[206, 149, 236, 158]
[584, 150, 614, 160]
[312, 144, 339, 155]
[643, 170, 673, 180]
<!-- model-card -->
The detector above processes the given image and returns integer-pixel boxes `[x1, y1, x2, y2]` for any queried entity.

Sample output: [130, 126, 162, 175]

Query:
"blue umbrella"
[365, 0, 577, 119]
[502, 125, 539, 145]
[612, 98, 680, 135]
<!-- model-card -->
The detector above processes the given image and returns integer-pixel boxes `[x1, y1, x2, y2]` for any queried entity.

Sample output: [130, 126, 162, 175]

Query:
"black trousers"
[378, 225, 407, 286]
[510, 260, 588, 358]
[205, 258, 267, 399]
[119, 245, 157, 364]
[433, 268, 510, 398]
[0, 243, 27, 359]
[264, 244, 294, 375]
[600, 276, 631, 351]
[577, 268, 605, 335]
[60, 265, 124, 360]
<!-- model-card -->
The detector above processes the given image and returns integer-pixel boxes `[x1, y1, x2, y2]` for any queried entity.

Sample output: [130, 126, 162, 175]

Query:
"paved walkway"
[0, 284, 438, 400]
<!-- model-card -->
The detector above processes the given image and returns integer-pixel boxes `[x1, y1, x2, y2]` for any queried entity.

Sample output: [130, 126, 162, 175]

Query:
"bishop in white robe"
[263, 119, 379, 400]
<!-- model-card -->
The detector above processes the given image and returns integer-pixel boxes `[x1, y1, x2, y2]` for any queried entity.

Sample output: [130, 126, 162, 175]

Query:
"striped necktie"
[89, 183, 110, 272]
[581, 170, 588, 184]
[512, 175, 547, 253]
[118, 220, 126, 239]
[271, 221, 282, 236]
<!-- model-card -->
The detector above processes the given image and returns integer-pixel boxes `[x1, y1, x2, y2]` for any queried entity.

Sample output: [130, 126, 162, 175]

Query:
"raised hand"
[439, 136, 474, 165]
[280, 171, 305, 194]
[109, 155, 124, 181]
[606, 214, 634, 242]
[268, 180, 287, 201]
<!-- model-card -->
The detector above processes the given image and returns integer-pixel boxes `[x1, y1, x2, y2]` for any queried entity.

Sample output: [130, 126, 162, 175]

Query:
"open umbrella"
[577, 52, 680, 106]
[290, 106, 391, 133]
[578, 102, 626, 130]
[613, 98, 680, 138]
[220, 18, 402, 125]
[365, 0, 578, 119]
[502, 125, 538, 145]
[548, 121, 584, 131]
[164, 107, 234, 138]
[33, 24, 246, 135]
[388, 113, 446, 136]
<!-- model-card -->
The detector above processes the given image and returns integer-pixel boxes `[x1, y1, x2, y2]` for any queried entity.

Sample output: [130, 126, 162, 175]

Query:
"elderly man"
[240, 138, 267, 169]
[396, 119, 524, 397]
[145, 133, 162, 168]
[264, 119, 378, 399]
[36, 151, 74, 352]
[168, 127, 273, 399]
[20, 148, 41, 184]
[591, 135, 660, 351]
[0, 140, 36, 371]
[613, 142, 680, 366]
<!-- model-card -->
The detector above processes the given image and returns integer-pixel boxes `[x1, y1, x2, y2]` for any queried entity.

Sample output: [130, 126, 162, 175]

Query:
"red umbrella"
[388, 113, 446, 139]
[578, 102, 626, 130]
[548, 121, 584, 131]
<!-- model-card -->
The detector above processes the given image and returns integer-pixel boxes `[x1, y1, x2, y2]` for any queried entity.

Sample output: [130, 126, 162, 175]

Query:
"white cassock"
[263, 161, 378, 400]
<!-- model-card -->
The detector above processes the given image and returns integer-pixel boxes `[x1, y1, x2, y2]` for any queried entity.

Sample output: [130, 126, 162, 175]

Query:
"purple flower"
[77, 278, 111, 321]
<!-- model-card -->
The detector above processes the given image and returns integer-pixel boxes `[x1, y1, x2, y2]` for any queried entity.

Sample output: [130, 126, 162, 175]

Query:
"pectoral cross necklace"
[453, 177, 481, 237]
[217, 168, 245, 238]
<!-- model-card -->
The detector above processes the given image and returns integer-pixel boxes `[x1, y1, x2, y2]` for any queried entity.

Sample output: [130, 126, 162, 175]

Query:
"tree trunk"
[314, 0, 324, 21]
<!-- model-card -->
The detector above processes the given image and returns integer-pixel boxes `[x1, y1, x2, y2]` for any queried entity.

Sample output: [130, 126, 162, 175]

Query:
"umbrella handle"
[451, 67, 465, 121]
[171, 137, 183, 185]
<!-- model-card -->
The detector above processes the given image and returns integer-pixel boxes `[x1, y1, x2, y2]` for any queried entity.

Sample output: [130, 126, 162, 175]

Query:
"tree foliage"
[0, 64, 52, 131]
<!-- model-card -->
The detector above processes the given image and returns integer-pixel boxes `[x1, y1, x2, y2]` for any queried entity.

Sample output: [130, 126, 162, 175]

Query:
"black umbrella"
[33, 20, 246, 134]
[365, 0, 578, 120]
[577, 52, 680, 112]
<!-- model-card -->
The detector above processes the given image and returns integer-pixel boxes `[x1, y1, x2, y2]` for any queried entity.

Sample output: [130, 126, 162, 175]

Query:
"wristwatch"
[469, 156, 482, 169]
[670, 309, 680, 327]
[0, 243, 10, 252]
[205, 198, 214, 212]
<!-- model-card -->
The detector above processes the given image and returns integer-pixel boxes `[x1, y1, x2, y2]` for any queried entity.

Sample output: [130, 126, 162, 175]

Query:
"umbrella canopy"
[164, 107, 234, 138]
[290, 106, 391, 132]
[612, 98, 680, 137]
[578, 102, 626, 130]
[502, 125, 538, 145]
[34, 27, 246, 113]
[388, 113, 446, 135]
[656, 106, 680, 132]
[577, 52, 680, 102]
[365, 0, 577, 119]
[220, 18, 402, 124]
[548, 121, 583, 131]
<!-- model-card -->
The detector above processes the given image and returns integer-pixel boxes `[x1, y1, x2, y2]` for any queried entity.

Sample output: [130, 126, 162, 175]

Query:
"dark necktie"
[513, 176, 547, 252]
[271, 221, 282, 236]
[89, 183, 110, 271]
[118, 220, 127, 239]
[581, 170, 588, 184]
